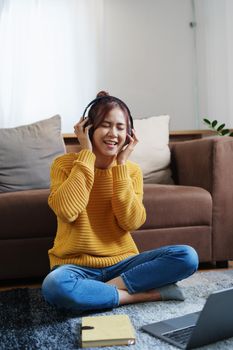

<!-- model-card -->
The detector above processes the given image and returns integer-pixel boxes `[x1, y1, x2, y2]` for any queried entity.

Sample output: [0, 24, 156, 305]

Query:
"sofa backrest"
[65, 143, 81, 153]
[63, 135, 81, 153]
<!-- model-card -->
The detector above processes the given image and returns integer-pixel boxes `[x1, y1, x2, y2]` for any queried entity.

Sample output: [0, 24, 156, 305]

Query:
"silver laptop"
[141, 287, 233, 349]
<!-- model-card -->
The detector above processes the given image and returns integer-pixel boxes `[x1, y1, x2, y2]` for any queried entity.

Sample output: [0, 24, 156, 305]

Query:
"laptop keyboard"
[162, 325, 195, 345]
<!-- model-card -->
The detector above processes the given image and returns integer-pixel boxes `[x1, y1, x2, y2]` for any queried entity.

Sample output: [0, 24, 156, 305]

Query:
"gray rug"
[1, 270, 233, 349]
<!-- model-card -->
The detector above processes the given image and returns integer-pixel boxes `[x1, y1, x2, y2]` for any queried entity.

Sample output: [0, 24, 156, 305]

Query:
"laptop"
[141, 287, 233, 349]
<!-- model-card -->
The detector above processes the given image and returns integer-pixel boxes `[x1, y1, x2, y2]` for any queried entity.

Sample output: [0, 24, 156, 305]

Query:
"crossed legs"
[42, 245, 199, 312]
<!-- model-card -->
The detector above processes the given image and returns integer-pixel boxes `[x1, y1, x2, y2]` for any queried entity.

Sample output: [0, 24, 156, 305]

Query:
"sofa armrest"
[171, 136, 233, 262]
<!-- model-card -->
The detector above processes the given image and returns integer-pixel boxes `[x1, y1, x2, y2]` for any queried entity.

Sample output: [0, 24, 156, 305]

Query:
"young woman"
[42, 91, 198, 312]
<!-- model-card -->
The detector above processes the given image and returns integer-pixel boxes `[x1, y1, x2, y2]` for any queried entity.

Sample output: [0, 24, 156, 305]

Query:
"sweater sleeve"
[48, 150, 96, 222]
[111, 163, 146, 231]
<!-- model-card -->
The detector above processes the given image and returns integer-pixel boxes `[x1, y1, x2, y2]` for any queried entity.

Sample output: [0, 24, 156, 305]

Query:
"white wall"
[195, 0, 233, 128]
[98, 0, 197, 130]
[0, 0, 207, 132]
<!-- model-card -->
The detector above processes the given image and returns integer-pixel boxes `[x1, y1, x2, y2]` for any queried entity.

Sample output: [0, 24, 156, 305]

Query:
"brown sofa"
[1, 136, 233, 280]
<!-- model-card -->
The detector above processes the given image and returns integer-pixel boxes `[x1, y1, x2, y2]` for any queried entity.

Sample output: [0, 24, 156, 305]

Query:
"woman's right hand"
[74, 117, 93, 151]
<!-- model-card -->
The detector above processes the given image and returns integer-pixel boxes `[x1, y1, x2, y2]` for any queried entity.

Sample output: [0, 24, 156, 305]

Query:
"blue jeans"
[42, 245, 198, 312]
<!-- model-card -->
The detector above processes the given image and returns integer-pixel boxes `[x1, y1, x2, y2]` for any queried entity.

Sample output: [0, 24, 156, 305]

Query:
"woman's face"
[92, 107, 127, 158]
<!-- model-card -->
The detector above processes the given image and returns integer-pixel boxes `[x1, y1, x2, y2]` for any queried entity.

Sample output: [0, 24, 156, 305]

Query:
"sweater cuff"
[73, 149, 96, 169]
[112, 164, 129, 181]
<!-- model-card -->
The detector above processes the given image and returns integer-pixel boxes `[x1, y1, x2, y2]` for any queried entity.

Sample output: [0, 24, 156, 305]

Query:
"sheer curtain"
[194, 0, 233, 127]
[0, 0, 103, 132]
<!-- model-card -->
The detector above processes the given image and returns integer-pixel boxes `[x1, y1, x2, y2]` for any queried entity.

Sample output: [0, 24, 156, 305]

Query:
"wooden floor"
[1, 261, 233, 292]
[0, 277, 43, 292]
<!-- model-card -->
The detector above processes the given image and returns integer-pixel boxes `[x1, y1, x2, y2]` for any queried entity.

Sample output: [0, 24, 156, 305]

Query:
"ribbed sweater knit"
[48, 149, 146, 269]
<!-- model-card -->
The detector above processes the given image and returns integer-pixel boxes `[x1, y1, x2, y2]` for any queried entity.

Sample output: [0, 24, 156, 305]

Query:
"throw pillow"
[129, 115, 173, 184]
[0, 115, 66, 192]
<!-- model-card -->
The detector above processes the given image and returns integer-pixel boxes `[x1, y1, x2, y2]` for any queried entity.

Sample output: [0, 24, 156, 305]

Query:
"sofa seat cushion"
[132, 226, 212, 262]
[141, 184, 212, 229]
[0, 189, 57, 239]
[0, 184, 212, 240]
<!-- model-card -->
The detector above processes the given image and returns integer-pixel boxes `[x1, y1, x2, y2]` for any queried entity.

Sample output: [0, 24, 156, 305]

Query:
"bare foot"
[118, 288, 161, 305]
[107, 276, 161, 305]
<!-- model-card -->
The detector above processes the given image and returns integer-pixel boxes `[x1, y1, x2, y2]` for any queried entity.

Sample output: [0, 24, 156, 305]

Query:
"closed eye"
[101, 122, 110, 128]
[101, 122, 126, 130]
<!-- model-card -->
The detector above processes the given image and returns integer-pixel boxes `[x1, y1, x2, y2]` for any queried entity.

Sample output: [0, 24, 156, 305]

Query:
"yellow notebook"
[81, 314, 136, 348]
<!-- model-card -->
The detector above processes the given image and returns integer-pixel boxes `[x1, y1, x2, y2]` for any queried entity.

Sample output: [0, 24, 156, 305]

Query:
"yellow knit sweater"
[48, 149, 146, 269]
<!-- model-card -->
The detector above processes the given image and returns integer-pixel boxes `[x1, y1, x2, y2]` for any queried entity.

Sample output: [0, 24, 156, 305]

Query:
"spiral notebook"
[81, 314, 135, 348]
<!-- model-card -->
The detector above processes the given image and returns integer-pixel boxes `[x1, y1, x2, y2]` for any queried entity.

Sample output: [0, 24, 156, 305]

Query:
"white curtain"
[0, 0, 103, 132]
[194, 0, 233, 127]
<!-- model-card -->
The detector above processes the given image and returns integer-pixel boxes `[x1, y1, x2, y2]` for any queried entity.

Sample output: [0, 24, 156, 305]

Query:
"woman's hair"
[87, 91, 132, 140]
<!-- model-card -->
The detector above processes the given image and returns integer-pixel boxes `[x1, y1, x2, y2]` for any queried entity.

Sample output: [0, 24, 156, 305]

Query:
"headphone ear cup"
[129, 126, 133, 137]
[129, 119, 134, 137]
[88, 126, 94, 141]
[124, 127, 131, 146]
[84, 117, 94, 141]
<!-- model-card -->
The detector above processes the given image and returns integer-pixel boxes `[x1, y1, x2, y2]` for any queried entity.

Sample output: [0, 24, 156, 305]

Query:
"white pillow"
[129, 115, 173, 184]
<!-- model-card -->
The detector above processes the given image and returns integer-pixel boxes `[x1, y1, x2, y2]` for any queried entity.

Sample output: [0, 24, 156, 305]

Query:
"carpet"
[1, 270, 233, 350]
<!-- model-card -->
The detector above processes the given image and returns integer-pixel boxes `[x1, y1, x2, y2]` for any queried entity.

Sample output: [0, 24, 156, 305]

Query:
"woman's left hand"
[117, 129, 138, 165]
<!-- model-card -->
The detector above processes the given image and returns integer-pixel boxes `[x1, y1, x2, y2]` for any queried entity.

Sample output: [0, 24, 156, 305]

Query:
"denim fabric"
[42, 245, 198, 312]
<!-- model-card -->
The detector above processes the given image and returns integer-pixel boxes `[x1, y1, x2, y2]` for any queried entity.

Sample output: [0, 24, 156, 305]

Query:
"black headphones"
[82, 95, 134, 142]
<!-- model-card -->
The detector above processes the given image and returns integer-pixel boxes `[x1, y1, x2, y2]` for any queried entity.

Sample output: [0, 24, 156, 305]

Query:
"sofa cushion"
[0, 189, 57, 239]
[132, 226, 212, 262]
[0, 115, 65, 192]
[129, 115, 173, 184]
[141, 184, 212, 229]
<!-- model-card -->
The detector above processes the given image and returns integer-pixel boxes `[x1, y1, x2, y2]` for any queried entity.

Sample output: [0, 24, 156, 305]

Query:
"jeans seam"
[121, 273, 135, 294]
[113, 285, 120, 306]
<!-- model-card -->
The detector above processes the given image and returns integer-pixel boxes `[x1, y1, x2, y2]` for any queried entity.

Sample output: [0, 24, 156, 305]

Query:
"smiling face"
[92, 107, 127, 164]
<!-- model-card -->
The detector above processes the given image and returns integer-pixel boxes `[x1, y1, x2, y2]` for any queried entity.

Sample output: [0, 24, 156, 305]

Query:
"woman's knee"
[42, 270, 63, 305]
[42, 267, 79, 308]
[179, 245, 199, 274]
[42, 268, 118, 312]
